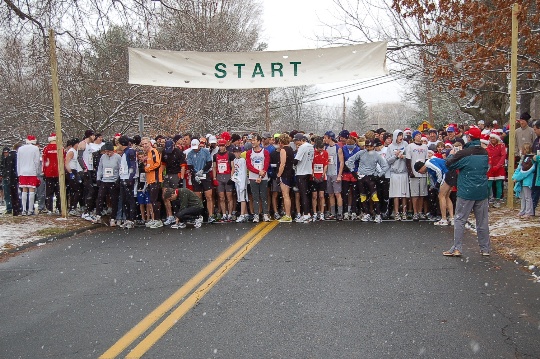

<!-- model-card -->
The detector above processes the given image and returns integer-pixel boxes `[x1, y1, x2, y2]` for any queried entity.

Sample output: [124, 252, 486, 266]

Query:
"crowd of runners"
[1, 115, 540, 233]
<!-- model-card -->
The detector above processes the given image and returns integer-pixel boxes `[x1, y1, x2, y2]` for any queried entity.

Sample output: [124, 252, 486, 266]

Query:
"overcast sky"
[261, 0, 402, 106]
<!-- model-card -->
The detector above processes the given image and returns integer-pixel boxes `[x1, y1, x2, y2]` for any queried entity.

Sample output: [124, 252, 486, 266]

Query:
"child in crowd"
[231, 146, 248, 222]
[512, 143, 536, 219]
[136, 150, 152, 224]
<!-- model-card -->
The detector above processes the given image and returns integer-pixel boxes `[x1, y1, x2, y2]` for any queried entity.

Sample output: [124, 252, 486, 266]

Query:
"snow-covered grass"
[0, 203, 90, 254]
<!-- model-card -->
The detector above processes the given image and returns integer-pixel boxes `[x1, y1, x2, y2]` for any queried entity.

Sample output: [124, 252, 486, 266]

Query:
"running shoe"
[263, 214, 271, 222]
[274, 212, 281, 220]
[163, 216, 176, 226]
[336, 213, 343, 221]
[433, 219, 449, 226]
[236, 215, 246, 223]
[481, 250, 490, 256]
[109, 219, 116, 227]
[123, 220, 135, 229]
[278, 215, 292, 223]
[350, 213, 358, 221]
[194, 216, 203, 228]
[412, 214, 419, 222]
[343, 212, 350, 221]
[171, 222, 186, 229]
[253, 215, 260, 223]
[374, 214, 382, 223]
[361, 214, 372, 222]
[91, 215, 102, 224]
[394, 213, 401, 221]
[149, 220, 163, 228]
[319, 213, 325, 221]
[401, 212, 408, 221]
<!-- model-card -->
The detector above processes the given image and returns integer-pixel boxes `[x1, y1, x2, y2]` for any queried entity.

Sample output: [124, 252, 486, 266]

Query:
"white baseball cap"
[191, 139, 200, 149]
[209, 135, 217, 144]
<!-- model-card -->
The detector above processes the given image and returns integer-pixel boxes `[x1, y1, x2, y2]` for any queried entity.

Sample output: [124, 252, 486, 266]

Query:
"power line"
[270, 77, 397, 110]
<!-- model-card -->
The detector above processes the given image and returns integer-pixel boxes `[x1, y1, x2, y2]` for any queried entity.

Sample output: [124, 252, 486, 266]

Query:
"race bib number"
[119, 166, 127, 175]
[139, 173, 146, 182]
[218, 162, 227, 173]
[314, 164, 324, 174]
[254, 162, 263, 170]
[328, 156, 335, 165]
[104, 168, 113, 178]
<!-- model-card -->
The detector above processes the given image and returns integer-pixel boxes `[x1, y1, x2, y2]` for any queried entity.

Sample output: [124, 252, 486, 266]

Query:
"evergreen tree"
[347, 95, 369, 131]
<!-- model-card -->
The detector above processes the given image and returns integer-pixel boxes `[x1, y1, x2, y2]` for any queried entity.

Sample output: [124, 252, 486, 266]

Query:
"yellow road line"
[126, 221, 279, 359]
[99, 222, 270, 359]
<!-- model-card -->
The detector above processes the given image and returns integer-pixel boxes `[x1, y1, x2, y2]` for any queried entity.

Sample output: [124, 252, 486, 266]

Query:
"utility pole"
[507, 3, 520, 208]
[342, 94, 346, 130]
[48, 29, 68, 218]
[265, 88, 270, 131]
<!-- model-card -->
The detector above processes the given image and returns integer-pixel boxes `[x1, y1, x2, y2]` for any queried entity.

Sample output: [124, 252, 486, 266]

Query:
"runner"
[117, 136, 138, 229]
[92, 142, 121, 226]
[231, 146, 249, 222]
[293, 133, 314, 223]
[141, 137, 164, 228]
[386, 130, 410, 221]
[277, 134, 295, 223]
[213, 139, 236, 222]
[323, 131, 344, 220]
[186, 138, 214, 222]
[162, 138, 185, 226]
[406, 130, 429, 221]
[163, 188, 204, 229]
[77, 130, 97, 220]
[17, 135, 40, 215]
[246, 134, 271, 222]
[311, 138, 328, 221]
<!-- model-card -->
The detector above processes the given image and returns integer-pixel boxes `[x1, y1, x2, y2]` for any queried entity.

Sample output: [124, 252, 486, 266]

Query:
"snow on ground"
[0, 203, 89, 254]
[488, 217, 539, 236]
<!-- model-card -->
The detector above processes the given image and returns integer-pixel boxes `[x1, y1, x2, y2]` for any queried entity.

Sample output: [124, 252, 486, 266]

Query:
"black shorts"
[192, 177, 212, 192]
[310, 180, 327, 192]
[444, 170, 458, 187]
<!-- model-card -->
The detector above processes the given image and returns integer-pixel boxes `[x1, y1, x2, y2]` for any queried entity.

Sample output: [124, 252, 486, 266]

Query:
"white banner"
[128, 42, 387, 89]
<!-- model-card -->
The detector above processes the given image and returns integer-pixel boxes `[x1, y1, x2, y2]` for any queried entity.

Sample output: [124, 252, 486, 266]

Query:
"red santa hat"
[48, 133, 56, 142]
[489, 131, 502, 142]
[26, 135, 37, 145]
[403, 128, 412, 134]
[114, 133, 122, 138]
[480, 134, 490, 145]
[444, 141, 453, 147]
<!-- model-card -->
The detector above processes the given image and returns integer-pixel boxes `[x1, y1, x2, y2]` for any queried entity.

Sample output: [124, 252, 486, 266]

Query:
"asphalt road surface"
[0, 220, 539, 359]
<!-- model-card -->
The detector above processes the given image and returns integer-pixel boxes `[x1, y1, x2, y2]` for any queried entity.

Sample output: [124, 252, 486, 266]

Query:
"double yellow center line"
[100, 221, 278, 359]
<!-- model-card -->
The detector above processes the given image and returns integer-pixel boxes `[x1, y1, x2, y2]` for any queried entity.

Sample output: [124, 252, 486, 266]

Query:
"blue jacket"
[512, 157, 536, 199]
[446, 139, 489, 201]
[425, 157, 448, 187]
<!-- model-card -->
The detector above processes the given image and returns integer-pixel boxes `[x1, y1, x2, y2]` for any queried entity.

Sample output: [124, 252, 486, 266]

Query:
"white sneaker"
[361, 214, 372, 222]
[319, 213, 325, 221]
[253, 215, 260, 223]
[350, 213, 358, 221]
[194, 216, 203, 228]
[109, 219, 116, 227]
[263, 214, 271, 222]
[124, 220, 134, 229]
[163, 216, 176, 226]
[145, 220, 155, 227]
[91, 215, 102, 224]
[236, 215, 246, 223]
[302, 215, 312, 223]
[374, 214, 382, 223]
[343, 212, 350, 220]
[82, 213, 93, 221]
[149, 220, 163, 228]
[171, 222, 186, 229]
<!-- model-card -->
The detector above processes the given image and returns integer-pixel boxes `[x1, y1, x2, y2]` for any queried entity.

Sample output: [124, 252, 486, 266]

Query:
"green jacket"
[446, 139, 489, 201]
[172, 188, 204, 211]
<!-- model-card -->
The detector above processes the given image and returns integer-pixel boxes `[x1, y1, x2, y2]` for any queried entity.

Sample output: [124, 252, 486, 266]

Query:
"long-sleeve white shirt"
[17, 144, 40, 176]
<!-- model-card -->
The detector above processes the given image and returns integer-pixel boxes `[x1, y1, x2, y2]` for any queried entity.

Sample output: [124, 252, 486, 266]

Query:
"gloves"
[213, 179, 219, 187]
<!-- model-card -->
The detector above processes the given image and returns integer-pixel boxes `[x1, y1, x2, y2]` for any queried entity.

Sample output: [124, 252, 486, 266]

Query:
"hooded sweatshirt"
[386, 130, 408, 174]
[345, 149, 389, 177]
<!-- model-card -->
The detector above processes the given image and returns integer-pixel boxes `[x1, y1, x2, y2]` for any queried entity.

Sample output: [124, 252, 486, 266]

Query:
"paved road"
[0, 221, 539, 358]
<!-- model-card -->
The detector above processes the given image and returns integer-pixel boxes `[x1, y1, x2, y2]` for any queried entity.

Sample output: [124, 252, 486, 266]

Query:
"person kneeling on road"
[163, 187, 204, 229]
